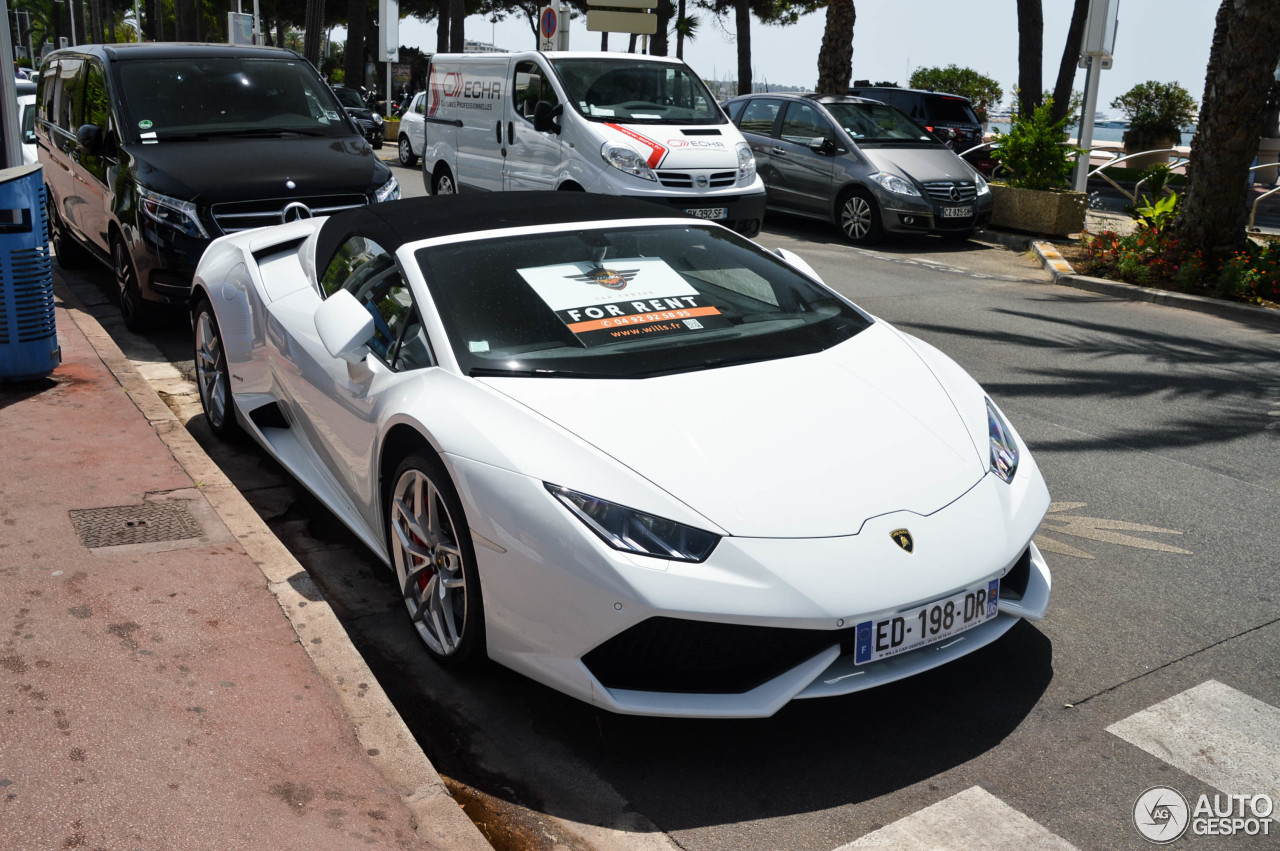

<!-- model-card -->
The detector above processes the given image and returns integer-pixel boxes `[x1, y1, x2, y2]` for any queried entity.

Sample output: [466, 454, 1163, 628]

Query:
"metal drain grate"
[69, 503, 205, 548]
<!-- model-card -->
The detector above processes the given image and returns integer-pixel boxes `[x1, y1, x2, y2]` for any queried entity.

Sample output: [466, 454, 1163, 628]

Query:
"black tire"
[192, 297, 239, 439]
[837, 189, 884, 244]
[112, 235, 158, 332]
[432, 165, 456, 196]
[387, 451, 486, 668]
[398, 134, 418, 167]
[48, 200, 89, 270]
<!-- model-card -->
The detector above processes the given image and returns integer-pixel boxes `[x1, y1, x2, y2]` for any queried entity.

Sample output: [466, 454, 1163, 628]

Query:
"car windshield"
[333, 88, 366, 109]
[824, 102, 937, 144]
[415, 224, 871, 379]
[113, 57, 352, 140]
[549, 58, 724, 125]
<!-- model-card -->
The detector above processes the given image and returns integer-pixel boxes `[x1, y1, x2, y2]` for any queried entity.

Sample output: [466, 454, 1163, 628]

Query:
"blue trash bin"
[0, 163, 59, 382]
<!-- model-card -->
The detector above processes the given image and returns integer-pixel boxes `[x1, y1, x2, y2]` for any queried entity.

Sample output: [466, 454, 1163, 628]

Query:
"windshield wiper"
[468, 366, 603, 378]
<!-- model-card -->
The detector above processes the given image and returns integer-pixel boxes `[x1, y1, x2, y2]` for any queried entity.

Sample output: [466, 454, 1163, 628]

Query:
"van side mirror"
[76, 124, 103, 156]
[314, 289, 375, 363]
[533, 101, 563, 134]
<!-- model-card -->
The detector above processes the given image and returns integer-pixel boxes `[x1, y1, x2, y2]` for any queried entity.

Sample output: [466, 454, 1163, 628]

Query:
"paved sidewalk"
[0, 290, 489, 850]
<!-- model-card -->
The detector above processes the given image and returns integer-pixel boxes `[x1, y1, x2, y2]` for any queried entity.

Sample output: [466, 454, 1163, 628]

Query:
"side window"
[321, 236, 432, 372]
[513, 60, 558, 121]
[84, 62, 110, 130]
[738, 98, 782, 136]
[36, 60, 57, 136]
[723, 99, 745, 122]
[413, 93, 425, 115]
[780, 102, 832, 145]
[53, 57, 85, 132]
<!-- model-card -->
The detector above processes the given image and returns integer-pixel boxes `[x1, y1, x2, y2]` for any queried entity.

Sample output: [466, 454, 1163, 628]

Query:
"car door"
[39, 56, 87, 238]
[267, 235, 435, 534]
[770, 101, 837, 215]
[733, 98, 783, 204]
[404, 92, 426, 156]
[504, 59, 562, 191]
[74, 58, 116, 254]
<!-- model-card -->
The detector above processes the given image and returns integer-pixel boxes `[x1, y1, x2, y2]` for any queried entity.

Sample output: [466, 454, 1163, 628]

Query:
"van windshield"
[113, 57, 354, 141]
[549, 58, 725, 125]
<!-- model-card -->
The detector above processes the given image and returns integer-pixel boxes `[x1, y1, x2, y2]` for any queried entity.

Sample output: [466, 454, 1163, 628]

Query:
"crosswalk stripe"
[837, 786, 1079, 850]
[1106, 679, 1280, 803]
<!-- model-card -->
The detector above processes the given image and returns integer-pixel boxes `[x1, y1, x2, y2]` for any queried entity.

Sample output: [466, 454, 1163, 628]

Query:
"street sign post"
[539, 4, 570, 51]
[1074, 0, 1120, 192]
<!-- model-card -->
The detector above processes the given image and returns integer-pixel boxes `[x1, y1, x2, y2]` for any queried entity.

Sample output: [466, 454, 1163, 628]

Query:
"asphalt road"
[61, 170, 1280, 851]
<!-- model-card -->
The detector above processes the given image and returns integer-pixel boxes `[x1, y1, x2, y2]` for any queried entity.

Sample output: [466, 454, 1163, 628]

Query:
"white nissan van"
[421, 52, 767, 236]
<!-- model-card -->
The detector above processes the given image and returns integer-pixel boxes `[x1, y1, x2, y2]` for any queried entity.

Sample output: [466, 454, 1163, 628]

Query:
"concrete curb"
[1031, 241, 1280, 330]
[55, 280, 493, 851]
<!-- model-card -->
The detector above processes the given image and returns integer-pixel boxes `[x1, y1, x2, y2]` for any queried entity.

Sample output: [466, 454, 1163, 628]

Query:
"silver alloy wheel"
[398, 135, 414, 166]
[194, 307, 228, 431]
[113, 239, 138, 319]
[435, 171, 455, 195]
[841, 195, 874, 241]
[390, 467, 468, 657]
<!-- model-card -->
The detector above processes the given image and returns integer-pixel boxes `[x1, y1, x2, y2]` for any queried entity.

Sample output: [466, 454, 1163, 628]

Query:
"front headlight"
[546, 484, 719, 562]
[974, 172, 990, 196]
[987, 398, 1019, 483]
[601, 142, 657, 181]
[374, 174, 400, 203]
[870, 172, 921, 197]
[137, 185, 209, 239]
[373, 113, 384, 125]
[736, 141, 756, 181]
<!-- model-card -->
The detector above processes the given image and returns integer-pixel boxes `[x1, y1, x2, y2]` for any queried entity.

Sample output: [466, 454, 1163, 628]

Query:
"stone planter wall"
[988, 184, 1088, 237]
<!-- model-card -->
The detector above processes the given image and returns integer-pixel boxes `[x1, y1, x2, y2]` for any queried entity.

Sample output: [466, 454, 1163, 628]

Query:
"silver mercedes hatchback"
[723, 92, 993, 244]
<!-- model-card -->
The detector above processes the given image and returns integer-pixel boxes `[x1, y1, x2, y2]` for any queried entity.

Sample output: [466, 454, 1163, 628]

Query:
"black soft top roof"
[315, 193, 688, 273]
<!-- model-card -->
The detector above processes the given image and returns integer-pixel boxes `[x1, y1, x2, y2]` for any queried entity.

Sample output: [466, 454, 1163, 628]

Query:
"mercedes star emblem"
[281, 202, 313, 223]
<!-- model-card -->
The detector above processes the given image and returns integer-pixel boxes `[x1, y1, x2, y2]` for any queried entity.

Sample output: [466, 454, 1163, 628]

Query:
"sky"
[390, 0, 1220, 115]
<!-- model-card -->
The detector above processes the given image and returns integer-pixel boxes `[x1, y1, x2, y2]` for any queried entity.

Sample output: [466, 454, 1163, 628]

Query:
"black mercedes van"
[36, 43, 400, 330]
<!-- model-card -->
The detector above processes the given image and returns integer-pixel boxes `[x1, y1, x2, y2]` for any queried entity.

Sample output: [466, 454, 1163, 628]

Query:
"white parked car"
[191, 194, 1052, 718]
[396, 91, 425, 167]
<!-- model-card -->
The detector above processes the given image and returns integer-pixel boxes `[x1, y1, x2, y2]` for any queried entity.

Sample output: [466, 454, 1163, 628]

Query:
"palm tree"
[815, 0, 853, 96]
[1015, 0, 1042, 117]
[674, 3, 699, 60]
[1172, 0, 1280, 266]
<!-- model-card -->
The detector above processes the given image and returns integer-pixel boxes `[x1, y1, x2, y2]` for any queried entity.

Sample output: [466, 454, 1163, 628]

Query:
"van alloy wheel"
[113, 237, 156, 332]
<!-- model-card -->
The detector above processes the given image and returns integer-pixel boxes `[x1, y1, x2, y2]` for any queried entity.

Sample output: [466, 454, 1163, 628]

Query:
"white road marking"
[1034, 502, 1191, 558]
[838, 786, 1078, 850]
[1107, 680, 1280, 803]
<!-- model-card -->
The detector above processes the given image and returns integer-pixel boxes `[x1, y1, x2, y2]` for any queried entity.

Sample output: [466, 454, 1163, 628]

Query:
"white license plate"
[685, 207, 728, 220]
[940, 206, 973, 218]
[853, 579, 999, 665]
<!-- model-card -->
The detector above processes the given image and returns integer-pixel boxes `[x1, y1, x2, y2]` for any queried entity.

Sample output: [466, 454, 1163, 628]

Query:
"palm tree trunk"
[1015, 0, 1042, 117]
[815, 0, 854, 96]
[1050, 0, 1089, 124]
[1173, 0, 1280, 267]
[676, 0, 685, 59]
[448, 0, 464, 51]
[734, 0, 751, 96]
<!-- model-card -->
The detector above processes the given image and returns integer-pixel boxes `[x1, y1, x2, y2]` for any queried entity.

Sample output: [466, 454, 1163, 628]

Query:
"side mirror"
[773, 247, 824, 284]
[533, 101, 563, 134]
[808, 136, 833, 154]
[315, 289, 375, 363]
[76, 124, 103, 156]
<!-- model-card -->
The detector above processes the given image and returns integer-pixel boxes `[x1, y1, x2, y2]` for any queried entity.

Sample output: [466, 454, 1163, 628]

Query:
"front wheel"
[193, 298, 239, 439]
[113, 236, 157, 332]
[838, 189, 884, 244]
[388, 452, 485, 667]
[398, 135, 418, 167]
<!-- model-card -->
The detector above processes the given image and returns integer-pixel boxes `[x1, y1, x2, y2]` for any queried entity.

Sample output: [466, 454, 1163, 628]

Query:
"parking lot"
[53, 158, 1280, 850]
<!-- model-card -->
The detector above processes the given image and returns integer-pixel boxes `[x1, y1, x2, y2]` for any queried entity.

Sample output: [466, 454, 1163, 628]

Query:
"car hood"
[480, 322, 987, 538]
[123, 135, 383, 205]
[598, 122, 741, 170]
[862, 146, 974, 183]
[343, 106, 377, 121]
